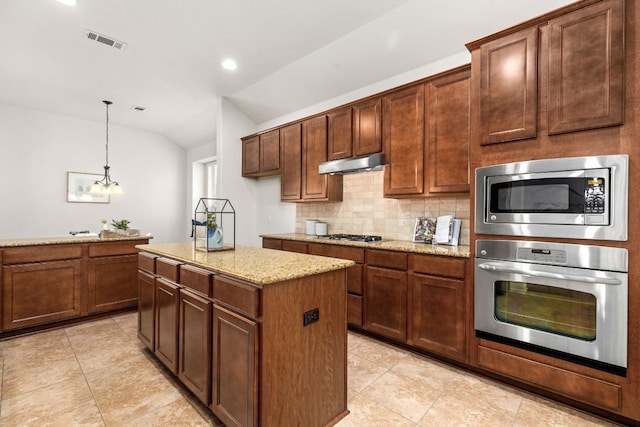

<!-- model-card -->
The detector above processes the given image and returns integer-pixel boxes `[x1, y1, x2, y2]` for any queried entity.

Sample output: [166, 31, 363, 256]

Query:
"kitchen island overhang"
[136, 242, 354, 427]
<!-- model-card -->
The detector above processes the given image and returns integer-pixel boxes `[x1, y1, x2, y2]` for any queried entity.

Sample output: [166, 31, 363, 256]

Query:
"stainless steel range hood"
[318, 153, 384, 175]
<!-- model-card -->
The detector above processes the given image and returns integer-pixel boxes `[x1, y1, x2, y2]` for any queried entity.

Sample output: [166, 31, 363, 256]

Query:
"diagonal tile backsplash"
[295, 171, 470, 245]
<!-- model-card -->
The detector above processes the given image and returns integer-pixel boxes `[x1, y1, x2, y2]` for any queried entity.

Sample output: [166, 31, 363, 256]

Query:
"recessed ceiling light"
[57, 0, 77, 5]
[222, 59, 237, 71]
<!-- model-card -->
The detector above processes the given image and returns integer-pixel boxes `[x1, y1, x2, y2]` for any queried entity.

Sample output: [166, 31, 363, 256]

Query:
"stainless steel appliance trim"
[318, 153, 384, 175]
[477, 261, 622, 285]
[475, 154, 628, 241]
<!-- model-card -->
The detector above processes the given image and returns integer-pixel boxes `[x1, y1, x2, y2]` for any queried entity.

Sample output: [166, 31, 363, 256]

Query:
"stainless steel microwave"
[475, 154, 628, 241]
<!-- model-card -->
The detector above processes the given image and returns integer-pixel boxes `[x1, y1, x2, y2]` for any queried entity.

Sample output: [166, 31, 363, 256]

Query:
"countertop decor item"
[193, 198, 235, 252]
[89, 100, 122, 195]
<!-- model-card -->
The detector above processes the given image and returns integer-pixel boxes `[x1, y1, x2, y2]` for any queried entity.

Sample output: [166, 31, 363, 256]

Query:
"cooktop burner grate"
[318, 233, 383, 242]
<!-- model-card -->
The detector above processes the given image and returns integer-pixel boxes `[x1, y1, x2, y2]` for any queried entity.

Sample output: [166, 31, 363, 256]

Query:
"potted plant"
[206, 211, 223, 248]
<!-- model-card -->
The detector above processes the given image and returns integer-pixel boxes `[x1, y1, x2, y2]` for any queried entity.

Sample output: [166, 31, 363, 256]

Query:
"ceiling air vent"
[84, 30, 128, 50]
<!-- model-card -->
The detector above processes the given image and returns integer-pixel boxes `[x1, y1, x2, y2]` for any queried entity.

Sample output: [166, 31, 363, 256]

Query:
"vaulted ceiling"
[0, 0, 575, 148]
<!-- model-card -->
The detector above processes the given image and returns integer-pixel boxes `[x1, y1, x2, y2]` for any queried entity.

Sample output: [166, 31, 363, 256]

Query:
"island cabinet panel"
[383, 84, 425, 196]
[280, 123, 303, 201]
[87, 254, 138, 313]
[327, 107, 353, 160]
[214, 276, 261, 319]
[180, 264, 213, 298]
[179, 287, 212, 405]
[364, 266, 407, 341]
[155, 277, 180, 374]
[137, 269, 155, 350]
[547, 0, 624, 134]
[2, 259, 83, 330]
[138, 252, 157, 274]
[211, 305, 258, 427]
[353, 97, 382, 156]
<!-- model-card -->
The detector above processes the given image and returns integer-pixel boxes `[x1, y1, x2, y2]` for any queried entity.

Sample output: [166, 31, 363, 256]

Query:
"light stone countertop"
[261, 233, 471, 258]
[0, 235, 151, 248]
[136, 242, 355, 286]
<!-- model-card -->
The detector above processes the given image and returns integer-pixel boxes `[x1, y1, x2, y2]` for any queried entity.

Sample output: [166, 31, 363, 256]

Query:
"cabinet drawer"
[138, 252, 157, 273]
[347, 264, 363, 294]
[282, 240, 308, 253]
[262, 238, 282, 250]
[156, 258, 182, 282]
[366, 250, 407, 270]
[180, 264, 213, 298]
[3, 245, 82, 264]
[214, 276, 261, 319]
[308, 243, 365, 263]
[89, 240, 145, 257]
[412, 254, 465, 279]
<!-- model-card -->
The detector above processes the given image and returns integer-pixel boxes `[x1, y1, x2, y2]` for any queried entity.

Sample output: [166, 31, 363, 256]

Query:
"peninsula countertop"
[136, 241, 355, 286]
[0, 235, 151, 248]
[261, 233, 471, 258]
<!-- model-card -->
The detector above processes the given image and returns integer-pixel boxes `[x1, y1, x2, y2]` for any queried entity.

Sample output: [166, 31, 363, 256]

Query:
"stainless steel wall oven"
[475, 239, 628, 376]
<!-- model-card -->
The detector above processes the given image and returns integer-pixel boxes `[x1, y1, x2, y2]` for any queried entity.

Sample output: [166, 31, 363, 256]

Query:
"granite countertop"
[0, 235, 152, 248]
[261, 233, 471, 258]
[136, 242, 355, 286]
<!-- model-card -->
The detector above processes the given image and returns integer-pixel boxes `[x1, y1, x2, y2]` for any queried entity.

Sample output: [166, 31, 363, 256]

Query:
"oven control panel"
[516, 247, 567, 264]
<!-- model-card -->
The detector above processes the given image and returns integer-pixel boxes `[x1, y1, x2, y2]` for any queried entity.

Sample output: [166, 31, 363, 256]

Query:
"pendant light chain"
[90, 100, 121, 194]
[105, 100, 110, 167]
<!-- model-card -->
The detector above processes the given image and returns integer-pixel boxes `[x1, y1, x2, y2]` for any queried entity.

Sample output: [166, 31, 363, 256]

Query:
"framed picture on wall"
[66, 172, 110, 204]
[412, 216, 436, 243]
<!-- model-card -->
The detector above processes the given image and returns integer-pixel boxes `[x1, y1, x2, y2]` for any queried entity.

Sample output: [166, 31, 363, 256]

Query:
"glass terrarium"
[193, 198, 236, 252]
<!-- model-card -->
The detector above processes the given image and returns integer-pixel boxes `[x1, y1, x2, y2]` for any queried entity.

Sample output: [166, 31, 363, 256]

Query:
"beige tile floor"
[0, 312, 623, 426]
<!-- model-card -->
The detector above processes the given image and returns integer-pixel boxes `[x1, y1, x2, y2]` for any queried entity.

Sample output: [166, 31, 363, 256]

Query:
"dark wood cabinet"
[426, 66, 471, 195]
[211, 305, 259, 427]
[547, 0, 624, 134]
[155, 277, 180, 374]
[242, 129, 281, 177]
[179, 287, 212, 405]
[353, 97, 382, 156]
[2, 258, 83, 330]
[137, 269, 155, 350]
[301, 115, 343, 201]
[479, 26, 538, 145]
[327, 107, 353, 160]
[364, 266, 407, 341]
[383, 84, 425, 197]
[87, 254, 138, 313]
[280, 123, 302, 201]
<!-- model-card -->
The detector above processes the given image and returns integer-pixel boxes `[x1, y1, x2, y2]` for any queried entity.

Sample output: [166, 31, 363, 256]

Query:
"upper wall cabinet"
[426, 66, 471, 195]
[280, 123, 302, 201]
[383, 84, 425, 197]
[353, 97, 383, 156]
[242, 129, 280, 177]
[547, 0, 624, 134]
[327, 107, 353, 160]
[301, 116, 343, 201]
[479, 27, 538, 145]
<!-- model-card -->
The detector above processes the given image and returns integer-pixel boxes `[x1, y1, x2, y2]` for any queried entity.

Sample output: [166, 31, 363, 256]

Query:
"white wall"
[185, 141, 216, 237]
[0, 103, 186, 243]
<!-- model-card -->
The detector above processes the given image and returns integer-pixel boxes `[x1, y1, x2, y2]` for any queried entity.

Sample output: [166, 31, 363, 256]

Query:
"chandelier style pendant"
[90, 100, 122, 194]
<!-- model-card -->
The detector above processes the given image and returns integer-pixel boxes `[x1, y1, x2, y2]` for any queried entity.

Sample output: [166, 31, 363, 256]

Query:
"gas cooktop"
[318, 233, 383, 243]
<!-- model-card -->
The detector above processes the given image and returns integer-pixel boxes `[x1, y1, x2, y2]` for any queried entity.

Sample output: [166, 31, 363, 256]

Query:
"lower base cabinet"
[88, 254, 138, 313]
[155, 277, 180, 374]
[137, 270, 155, 350]
[179, 288, 212, 405]
[211, 305, 258, 427]
[364, 266, 407, 341]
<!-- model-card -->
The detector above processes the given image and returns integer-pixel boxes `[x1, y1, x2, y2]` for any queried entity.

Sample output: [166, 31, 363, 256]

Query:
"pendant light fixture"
[90, 100, 122, 194]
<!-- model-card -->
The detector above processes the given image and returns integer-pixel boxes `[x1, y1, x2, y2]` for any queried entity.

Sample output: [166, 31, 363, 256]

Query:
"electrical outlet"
[303, 308, 319, 326]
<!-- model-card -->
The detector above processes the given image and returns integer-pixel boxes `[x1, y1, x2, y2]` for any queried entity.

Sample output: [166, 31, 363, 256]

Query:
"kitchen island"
[136, 242, 354, 427]
[0, 235, 150, 337]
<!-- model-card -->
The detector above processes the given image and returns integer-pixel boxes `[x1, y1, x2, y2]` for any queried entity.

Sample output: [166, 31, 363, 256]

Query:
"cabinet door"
[179, 288, 212, 405]
[364, 266, 407, 341]
[480, 27, 538, 144]
[353, 97, 382, 156]
[426, 67, 471, 195]
[259, 129, 281, 174]
[301, 115, 329, 200]
[87, 254, 138, 313]
[411, 274, 466, 362]
[2, 259, 83, 330]
[383, 84, 425, 196]
[347, 264, 364, 327]
[155, 278, 180, 374]
[280, 123, 302, 201]
[547, 0, 624, 134]
[328, 107, 353, 160]
[137, 270, 156, 350]
[241, 135, 260, 176]
[211, 305, 259, 427]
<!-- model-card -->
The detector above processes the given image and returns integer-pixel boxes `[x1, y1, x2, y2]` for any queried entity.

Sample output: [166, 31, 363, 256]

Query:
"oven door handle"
[477, 262, 622, 285]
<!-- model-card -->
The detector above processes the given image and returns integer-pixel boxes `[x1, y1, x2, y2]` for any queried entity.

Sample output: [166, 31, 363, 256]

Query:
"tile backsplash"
[295, 171, 470, 245]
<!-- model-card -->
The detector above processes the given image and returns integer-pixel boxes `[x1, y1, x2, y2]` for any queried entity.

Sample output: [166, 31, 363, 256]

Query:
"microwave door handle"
[477, 262, 622, 285]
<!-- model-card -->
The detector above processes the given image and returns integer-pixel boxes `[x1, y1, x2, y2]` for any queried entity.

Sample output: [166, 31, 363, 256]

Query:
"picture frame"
[66, 172, 110, 204]
[413, 216, 437, 243]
